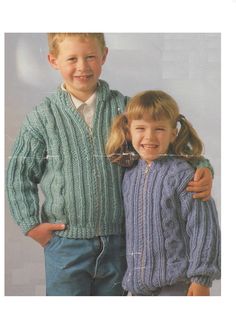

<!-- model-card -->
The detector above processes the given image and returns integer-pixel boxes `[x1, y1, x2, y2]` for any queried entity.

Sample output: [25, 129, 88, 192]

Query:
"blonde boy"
[7, 33, 213, 295]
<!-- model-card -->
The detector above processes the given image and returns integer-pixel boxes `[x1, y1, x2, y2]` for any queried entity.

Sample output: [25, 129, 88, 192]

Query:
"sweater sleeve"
[6, 121, 47, 235]
[178, 170, 221, 287]
[189, 158, 214, 177]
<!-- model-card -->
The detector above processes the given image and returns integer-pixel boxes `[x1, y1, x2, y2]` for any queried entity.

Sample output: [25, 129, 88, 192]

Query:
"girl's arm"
[178, 174, 221, 294]
[187, 282, 210, 296]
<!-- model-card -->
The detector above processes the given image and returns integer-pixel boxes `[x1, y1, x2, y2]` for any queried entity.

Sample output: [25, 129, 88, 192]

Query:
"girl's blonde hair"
[48, 33, 106, 57]
[106, 90, 204, 167]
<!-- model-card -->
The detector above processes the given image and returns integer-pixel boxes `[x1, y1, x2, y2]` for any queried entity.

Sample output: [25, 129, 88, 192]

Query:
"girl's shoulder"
[162, 157, 195, 192]
[165, 157, 194, 173]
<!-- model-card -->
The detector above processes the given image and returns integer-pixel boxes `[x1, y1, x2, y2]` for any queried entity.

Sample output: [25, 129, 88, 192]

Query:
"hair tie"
[178, 114, 185, 122]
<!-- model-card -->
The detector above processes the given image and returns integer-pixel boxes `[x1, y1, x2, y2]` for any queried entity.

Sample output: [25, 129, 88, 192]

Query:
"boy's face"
[48, 36, 108, 101]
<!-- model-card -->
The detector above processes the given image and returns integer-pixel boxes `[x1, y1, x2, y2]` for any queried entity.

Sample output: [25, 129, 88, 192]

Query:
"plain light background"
[5, 33, 221, 296]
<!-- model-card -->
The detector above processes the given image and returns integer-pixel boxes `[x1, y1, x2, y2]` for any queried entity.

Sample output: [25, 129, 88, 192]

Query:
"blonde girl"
[106, 90, 220, 296]
[106, 90, 204, 167]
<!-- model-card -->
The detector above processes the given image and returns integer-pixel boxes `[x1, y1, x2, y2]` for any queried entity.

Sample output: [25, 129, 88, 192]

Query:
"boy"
[6, 33, 213, 296]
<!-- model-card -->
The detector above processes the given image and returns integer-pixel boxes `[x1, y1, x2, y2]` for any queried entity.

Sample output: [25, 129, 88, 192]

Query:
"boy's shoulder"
[28, 87, 64, 116]
[98, 80, 129, 106]
[23, 88, 63, 130]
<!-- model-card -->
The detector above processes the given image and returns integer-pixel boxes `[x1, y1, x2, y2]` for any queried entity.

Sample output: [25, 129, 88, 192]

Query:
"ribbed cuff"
[17, 218, 40, 235]
[191, 276, 212, 288]
[191, 158, 214, 178]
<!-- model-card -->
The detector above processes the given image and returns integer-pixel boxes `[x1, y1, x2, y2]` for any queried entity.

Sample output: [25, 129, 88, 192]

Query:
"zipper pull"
[144, 165, 150, 174]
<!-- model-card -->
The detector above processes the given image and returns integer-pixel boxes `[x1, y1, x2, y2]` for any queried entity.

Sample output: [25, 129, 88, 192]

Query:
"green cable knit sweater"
[7, 80, 128, 238]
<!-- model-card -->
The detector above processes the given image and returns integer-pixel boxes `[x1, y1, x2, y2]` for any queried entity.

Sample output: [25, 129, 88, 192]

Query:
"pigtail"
[172, 114, 204, 161]
[105, 114, 138, 167]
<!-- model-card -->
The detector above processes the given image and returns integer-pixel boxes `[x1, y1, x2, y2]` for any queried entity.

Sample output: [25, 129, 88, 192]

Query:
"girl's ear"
[126, 128, 132, 141]
[48, 53, 59, 69]
[170, 128, 178, 143]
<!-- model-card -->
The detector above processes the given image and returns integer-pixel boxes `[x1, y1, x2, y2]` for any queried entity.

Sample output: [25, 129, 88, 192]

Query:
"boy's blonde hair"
[48, 33, 106, 57]
[106, 90, 204, 167]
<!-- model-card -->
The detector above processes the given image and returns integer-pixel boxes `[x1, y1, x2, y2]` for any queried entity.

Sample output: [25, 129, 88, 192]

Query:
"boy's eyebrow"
[64, 51, 97, 57]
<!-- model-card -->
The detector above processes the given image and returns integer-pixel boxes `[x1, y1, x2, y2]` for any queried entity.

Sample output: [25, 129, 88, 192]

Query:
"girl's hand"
[187, 282, 210, 296]
[26, 223, 65, 247]
[186, 168, 212, 201]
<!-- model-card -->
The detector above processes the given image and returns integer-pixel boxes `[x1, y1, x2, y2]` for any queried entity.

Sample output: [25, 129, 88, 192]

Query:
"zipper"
[88, 130, 101, 234]
[140, 163, 150, 289]
[70, 96, 100, 232]
[144, 164, 150, 175]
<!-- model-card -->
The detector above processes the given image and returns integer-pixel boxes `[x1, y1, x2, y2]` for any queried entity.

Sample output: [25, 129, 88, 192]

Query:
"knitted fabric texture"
[122, 158, 221, 295]
[7, 80, 128, 238]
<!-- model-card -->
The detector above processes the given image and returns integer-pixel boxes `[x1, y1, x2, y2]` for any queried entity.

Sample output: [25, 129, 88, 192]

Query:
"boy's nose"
[76, 59, 88, 71]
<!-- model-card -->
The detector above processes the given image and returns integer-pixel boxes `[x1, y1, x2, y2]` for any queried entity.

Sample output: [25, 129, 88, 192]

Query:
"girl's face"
[129, 117, 177, 165]
[48, 36, 108, 102]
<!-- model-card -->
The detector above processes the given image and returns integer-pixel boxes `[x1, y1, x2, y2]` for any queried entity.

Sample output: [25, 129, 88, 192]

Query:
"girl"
[106, 90, 221, 296]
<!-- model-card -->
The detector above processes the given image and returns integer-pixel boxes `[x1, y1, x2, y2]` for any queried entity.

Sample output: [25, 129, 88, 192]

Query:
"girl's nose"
[145, 129, 155, 140]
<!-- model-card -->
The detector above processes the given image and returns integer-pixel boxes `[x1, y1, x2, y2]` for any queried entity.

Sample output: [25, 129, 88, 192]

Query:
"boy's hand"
[187, 282, 210, 296]
[26, 223, 65, 247]
[186, 168, 212, 201]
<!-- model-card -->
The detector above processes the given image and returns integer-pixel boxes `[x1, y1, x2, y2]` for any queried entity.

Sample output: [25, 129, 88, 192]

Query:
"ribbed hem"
[53, 223, 125, 239]
[19, 219, 40, 235]
[191, 276, 212, 287]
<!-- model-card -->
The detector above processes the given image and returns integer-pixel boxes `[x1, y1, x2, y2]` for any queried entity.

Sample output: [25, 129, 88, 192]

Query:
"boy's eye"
[86, 55, 96, 60]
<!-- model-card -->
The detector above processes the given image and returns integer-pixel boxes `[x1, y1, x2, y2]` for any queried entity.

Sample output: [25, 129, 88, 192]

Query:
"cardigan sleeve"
[189, 158, 214, 177]
[178, 170, 221, 287]
[6, 121, 47, 235]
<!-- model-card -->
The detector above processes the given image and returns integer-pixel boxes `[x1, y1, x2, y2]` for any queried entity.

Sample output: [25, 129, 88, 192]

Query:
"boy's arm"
[179, 178, 221, 290]
[6, 126, 47, 234]
[187, 158, 214, 201]
[27, 223, 65, 247]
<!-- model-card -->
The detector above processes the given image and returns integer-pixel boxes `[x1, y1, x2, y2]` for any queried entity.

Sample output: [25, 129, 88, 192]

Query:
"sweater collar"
[56, 79, 110, 105]
[96, 79, 110, 102]
[137, 156, 171, 171]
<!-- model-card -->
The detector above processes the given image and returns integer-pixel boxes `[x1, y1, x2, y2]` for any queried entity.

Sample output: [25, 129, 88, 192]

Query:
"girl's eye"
[67, 58, 76, 62]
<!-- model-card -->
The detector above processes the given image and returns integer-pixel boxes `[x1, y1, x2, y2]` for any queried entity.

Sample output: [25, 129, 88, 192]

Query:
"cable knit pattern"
[122, 158, 221, 295]
[7, 80, 128, 238]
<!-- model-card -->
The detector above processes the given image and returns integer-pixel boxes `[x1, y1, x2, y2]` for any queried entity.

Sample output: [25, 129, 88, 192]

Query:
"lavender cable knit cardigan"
[122, 158, 221, 295]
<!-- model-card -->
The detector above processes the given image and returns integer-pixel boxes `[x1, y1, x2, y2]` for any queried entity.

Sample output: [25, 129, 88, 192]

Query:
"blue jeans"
[44, 234, 127, 296]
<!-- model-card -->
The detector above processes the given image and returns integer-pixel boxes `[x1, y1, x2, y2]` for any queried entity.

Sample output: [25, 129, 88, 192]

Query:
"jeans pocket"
[44, 235, 60, 250]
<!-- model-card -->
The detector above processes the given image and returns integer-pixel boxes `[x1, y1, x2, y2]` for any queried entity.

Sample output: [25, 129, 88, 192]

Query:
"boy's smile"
[48, 36, 108, 102]
[129, 118, 177, 165]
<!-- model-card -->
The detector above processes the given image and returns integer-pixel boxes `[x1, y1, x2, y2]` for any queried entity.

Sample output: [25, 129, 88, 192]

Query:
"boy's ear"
[48, 53, 59, 69]
[101, 47, 108, 65]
